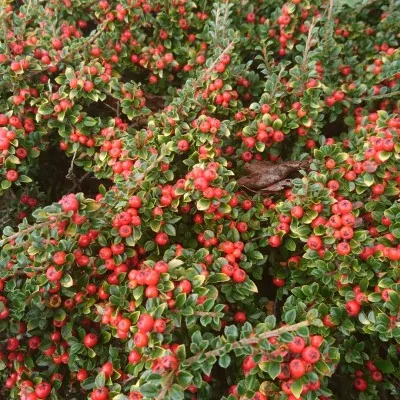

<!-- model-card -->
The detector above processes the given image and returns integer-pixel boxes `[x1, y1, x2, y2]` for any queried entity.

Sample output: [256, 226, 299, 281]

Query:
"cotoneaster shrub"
[0, 0, 399, 399]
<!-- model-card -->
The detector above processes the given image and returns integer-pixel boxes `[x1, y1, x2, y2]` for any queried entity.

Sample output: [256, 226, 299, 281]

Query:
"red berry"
[35, 382, 52, 399]
[83, 333, 98, 348]
[91, 387, 109, 400]
[269, 235, 281, 248]
[155, 232, 169, 245]
[288, 336, 306, 354]
[302, 346, 321, 364]
[307, 235, 323, 250]
[354, 378, 368, 391]
[345, 300, 361, 317]
[289, 358, 306, 378]
[133, 332, 148, 348]
[137, 314, 154, 333]
[232, 268, 246, 283]
[76, 369, 88, 381]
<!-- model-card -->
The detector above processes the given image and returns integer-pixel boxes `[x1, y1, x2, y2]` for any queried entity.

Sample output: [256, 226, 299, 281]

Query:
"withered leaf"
[237, 159, 309, 191]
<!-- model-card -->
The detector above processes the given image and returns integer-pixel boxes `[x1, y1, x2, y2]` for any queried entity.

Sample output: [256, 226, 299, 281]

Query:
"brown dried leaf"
[261, 179, 292, 193]
[238, 159, 309, 191]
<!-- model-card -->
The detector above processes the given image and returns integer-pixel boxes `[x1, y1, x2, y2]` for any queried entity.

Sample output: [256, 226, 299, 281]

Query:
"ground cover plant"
[0, 0, 400, 399]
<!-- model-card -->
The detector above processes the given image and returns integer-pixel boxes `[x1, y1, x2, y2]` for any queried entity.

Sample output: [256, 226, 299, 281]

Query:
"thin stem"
[103, 101, 118, 114]
[355, 0, 378, 13]
[184, 320, 310, 366]
[349, 90, 400, 102]
[0, 219, 59, 247]
[155, 371, 174, 400]
[221, 4, 230, 44]
[269, 65, 286, 99]
[126, 153, 166, 195]
[66, 148, 78, 181]
[68, 171, 91, 194]
[302, 18, 317, 74]
[323, 0, 334, 43]
[171, 310, 218, 318]
[261, 43, 271, 75]
[388, 0, 394, 13]
[0, 5, 9, 57]
[213, 6, 221, 48]
[200, 37, 236, 83]
[60, 21, 108, 63]
[24, 20, 108, 79]
[250, 234, 267, 243]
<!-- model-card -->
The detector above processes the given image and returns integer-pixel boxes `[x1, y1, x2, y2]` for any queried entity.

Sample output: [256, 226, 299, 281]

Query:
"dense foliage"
[0, 0, 400, 399]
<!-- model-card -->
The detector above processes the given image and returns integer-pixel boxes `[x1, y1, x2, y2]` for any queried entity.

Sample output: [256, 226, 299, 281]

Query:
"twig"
[261, 43, 272, 75]
[24, 20, 109, 78]
[302, 18, 317, 74]
[66, 148, 78, 184]
[0, 215, 11, 228]
[60, 20, 108, 63]
[349, 90, 400, 102]
[250, 234, 267, 243]
[127, 152, 167, 195]
[0, 5, 9, 57]
[388, 0, 394, 13]
[269, 65, 286, 99]
[155, 371, 174, 400]
[184, 320, 311, 366]
[7, 266, 46, 278]
[171, 310, 218, 318]
[103, 101, 118, 113]
[221, 4, 231, 45]
[0, 219, 60, 247]
[129, 116, 151, 129]
[199, 37, 236, 83]
[355, 0, 378, 13]
[323, 0, 334, 43]
[213, 6, 221, 48]
[68, 171, 91, 194]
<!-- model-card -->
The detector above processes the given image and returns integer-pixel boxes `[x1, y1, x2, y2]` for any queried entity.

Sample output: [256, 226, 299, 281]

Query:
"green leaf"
[260, 361, 281, 379]
[285, 237, 296, 251]
[1, 180, 11, 190]
[83, 117, 97, 126]
[375, 359, 394, 373]
[38, 103, 54, 115]
[95, 372, 105, 388]
[314, 360, 332, 376]
[197, 198, 210, 211]
[363, 173, 374, 187]
[17, 175, 31, 184]
[219, 354, 231, 368]
[208, 273, 231, 284]
[177, 371, 193, 388]
[164, 223, 176, 236]
[60, 273, 73, 287]
[291, 379, 303, 399]
[169, 384, 184, 400]
[284, 309, 296, 324]
[243, 278, 258, 293]
[54, 308, 66, 322]
[65, 67, 75, 81]
[140, 383, 159, 398]
[168, 259, 185, 269]
[391, 227, 400, 239]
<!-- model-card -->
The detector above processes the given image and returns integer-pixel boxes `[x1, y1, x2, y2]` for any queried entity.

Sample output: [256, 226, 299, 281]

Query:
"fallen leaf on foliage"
[237, 159, 309, 192]
[266, 300, 275, 315]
